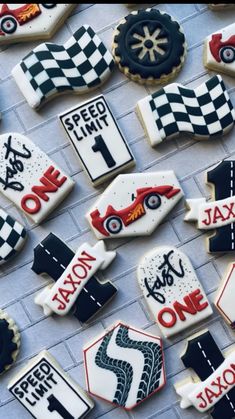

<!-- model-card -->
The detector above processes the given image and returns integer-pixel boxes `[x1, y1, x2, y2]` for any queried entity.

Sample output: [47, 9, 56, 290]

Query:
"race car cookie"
[86, 171, 183, 239]
[0, 309, 20, 375]
[0, 208, 27, 265]
[112, 8, 187, 85]
[215, 262, 235, 328]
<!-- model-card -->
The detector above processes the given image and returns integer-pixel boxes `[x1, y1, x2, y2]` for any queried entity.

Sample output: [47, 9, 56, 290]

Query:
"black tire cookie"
[112, 8, 187, 85]
[0, 310, 20, 374]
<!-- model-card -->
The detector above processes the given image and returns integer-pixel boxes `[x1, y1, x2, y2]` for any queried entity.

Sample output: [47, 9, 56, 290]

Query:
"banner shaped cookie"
[175, 330, 235, 418]
[138, 247, 212, 337]
[0, 4, 75, 45]
[0, 133, 74, 224]
[32, 233, 117, 322]
[0, 309, 20, 375]
[136, 75, 235, 146]
[8, 350, 94, 419]
[87, 171, 183, 239]
[215, 263, 235, 328]
[59, 95, 135, 186]
[185, 160, 235, 253]
[0, 208, 26, 265]
[84, 321, 166, 410]
[12, 25, 114, 109]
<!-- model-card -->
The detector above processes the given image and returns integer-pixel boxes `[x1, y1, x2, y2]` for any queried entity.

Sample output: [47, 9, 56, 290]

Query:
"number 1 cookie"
[0, 309, 20, 375]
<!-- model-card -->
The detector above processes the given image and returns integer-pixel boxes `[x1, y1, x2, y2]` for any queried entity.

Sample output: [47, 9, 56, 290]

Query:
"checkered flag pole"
[12, 25, 114, 109]
[0, 209, 26, 265]
[136, 75, 235, 146]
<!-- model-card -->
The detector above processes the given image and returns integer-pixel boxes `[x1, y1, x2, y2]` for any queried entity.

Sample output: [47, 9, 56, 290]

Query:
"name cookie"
[112, 8, 186, 85]
[8, 350, 94, 419]
[0, 4, 75, 44]
[185, 160, 235, 252]
[84, 321, 166, 409]
[87, 171, 183, 239]
[12, 26, 114, 109]
[0, 309, 20, 375]
[138, 246, 212, 338]
[0, 208, 26, 265]
[0, 133, 74, 224]
[136, 75, 235, 147]
[32, 233, 117, 322]
[215, 263, 235, 328]
[59, 95, 135, 186]
[175, 330, 235, 418]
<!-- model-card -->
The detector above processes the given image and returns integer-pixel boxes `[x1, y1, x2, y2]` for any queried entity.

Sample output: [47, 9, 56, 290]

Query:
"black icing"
[114, 9, 185, 79]
[0, 318, 18, 374]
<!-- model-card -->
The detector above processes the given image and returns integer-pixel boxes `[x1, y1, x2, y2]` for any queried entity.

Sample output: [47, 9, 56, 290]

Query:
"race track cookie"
[84, 321, 166, 409]
[0, 208, 27, 265]
[215, 263, 235, 328]
[59, 95, 135, 186]
[32, 233, 117, 322]
[112, 8, 186, 85]
[0, 4, 75, 45]
[86, 171, 183, 239]
[204, 23, 235, 77]
[175, 329, 235, 418]
[8, 350, 94, 419]
[0, 309, 20, 375]
[138, 246, 212, 338]
[12, 25, 114, 109]
[0, 133, 74, 224]
[136, 75, 235, 147]
[185, 160, 235, 253]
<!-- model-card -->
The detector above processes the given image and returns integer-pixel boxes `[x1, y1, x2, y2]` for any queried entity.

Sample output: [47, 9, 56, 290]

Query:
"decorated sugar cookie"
[0, 133, 74, 224]
[112, 8, 186, 85]
[84, 321, 166, 409]
[0, 208, 26, 265]
[8, 350, 94, 419]
[87, 171, 183, 239]
[185, 160, 235, 253]
[138, 246, 212, 338]
[0, 4, 75, 45]
[12, 26, 114, 109]
[136, 75, 235, 147]
[32, 233, 117, 322]
[215, 263, 235, 328]
[0, 309, 20, 374]
[175, 329, 235, 418]
[59, 95, 135, 186]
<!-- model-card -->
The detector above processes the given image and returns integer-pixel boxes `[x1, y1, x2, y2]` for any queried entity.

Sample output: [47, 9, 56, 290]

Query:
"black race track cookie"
[0, 310, 20, 374]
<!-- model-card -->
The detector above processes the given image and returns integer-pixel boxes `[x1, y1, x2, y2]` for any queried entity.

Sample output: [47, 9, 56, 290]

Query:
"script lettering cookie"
[8, 350, 94, 419]
[0, 133, 74, 224]
[0, 208, 26, 265]
[136, 75, 235, 147]
[12, 25, 114, 109]
[138, 246, 212, 338]
[175, 329, 235, 418]
[215, 263, 235, 328]
[185, 160, 235, 253]
[0, 309, 20, 375]
[87, 171, 183, 239]
[59, 95, 135, 186]
[32, 233, 117, 322]
[84, 321, 166, 409]
[0, 4, 75, 45]
[112, 8, 186, 85]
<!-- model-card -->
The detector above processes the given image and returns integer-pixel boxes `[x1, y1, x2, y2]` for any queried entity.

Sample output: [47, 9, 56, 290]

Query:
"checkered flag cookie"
[0, 209, 27, 265]
[136, 75, 235, 147]
[12, 25, 114, 109]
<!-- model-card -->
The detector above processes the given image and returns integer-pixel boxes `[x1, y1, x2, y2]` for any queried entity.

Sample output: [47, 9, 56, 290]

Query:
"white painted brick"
[105, 82, 148, 118]
[0, 109, 24, 134]
[165, 3, 197, 20]
[196, 262, 221, 294]
[0, 78, 24, 111]
[102, 301, 150, 329]
[4, 303, 30, 331]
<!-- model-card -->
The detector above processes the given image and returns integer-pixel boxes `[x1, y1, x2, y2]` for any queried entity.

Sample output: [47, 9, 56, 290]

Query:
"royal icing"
[185, 160, 235, 253]
[84, 322, 166, 409]
[87, 171, 183, 239]
[8, 350, 94, 419]
[175, 330, 235, 418]
[0, 4, 75, 44]
[138, 246, 212, 338]
[0, 208, 27, 265]
[112, 8, 186, 84]
[12, 25, 114, 109]
[0, 309, 20, 375]
[136, 75, 235, 147]
[215, 263, 235, 329]
[32, 233, 117, 322]
[0, 133, 74, 224]
[59, 95, 135, 186]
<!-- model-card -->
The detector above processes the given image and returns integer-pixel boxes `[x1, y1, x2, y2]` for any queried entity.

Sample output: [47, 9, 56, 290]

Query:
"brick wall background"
[0, 3, 235, 418]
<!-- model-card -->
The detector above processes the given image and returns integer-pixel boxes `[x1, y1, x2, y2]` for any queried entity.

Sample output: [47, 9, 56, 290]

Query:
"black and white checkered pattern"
[19, 25, 114, 107]
[149, 75, 235, 141]
[0, 209, 26, 265]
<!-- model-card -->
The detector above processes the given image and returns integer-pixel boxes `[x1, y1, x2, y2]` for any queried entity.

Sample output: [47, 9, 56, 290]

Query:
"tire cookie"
[0, 309, 20, 374]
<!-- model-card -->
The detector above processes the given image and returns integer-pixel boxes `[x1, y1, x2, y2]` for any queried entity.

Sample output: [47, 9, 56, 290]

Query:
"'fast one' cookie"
[112, 8, 186, 85]
[0, 309, 20, 375]
[0, 208, 26, 265]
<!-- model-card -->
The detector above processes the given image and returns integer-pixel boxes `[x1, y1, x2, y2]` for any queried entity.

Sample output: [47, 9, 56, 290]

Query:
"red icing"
[209, 33, 235, 62]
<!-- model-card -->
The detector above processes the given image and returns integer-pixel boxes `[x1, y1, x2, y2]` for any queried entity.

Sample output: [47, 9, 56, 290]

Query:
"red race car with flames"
[209, 33, 235, 64]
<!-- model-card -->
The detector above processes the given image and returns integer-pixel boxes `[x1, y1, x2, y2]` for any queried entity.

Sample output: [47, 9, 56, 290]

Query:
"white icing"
[215, 263, 235, 327]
